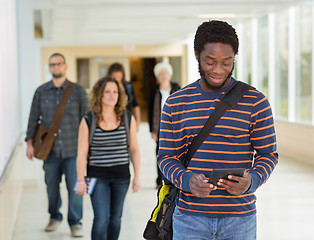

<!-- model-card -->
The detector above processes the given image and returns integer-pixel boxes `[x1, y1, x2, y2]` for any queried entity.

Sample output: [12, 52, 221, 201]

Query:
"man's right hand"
[189, 174, 217, 198]
[26, 139, 34, 160]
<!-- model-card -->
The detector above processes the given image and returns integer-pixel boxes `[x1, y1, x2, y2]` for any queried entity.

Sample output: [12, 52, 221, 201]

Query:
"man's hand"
[26, 139, 34, 160]
[189, 174, 217, 198]
[217, 171, 251, 195]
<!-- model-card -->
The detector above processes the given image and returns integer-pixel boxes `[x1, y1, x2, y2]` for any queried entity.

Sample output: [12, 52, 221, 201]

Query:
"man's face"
[49, 55, 67, 79]
[197, 42, 234, 91]
[157, 69, 171, 86]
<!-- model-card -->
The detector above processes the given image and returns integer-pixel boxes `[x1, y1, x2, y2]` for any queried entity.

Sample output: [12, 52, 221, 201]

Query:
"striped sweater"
[157, 78, 278, 217]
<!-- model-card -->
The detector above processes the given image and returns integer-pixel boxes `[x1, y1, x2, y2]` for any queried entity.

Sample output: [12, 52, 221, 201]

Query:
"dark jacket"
[124, 81, 139, 112]
[148, 82, 181, 133]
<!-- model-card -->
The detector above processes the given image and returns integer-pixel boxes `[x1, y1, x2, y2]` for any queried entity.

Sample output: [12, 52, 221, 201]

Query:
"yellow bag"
[143, 182, 178, 240]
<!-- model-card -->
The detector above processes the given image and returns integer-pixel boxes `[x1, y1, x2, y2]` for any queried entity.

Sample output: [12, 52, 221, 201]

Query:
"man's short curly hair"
[194, 20, 239, 57]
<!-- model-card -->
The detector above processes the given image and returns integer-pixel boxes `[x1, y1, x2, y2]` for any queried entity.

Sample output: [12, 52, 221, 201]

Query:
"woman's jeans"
[90, 177, 130, 240]
[173, 207, 257, 240]
[43, 155, 82, 226]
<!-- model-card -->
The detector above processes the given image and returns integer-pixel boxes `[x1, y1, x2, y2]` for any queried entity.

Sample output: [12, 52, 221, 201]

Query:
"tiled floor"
[12, 123, 314, 240]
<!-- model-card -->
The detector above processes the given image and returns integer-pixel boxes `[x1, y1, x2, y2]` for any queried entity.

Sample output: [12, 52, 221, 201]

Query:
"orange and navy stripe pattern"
[157, 79, 278, 217]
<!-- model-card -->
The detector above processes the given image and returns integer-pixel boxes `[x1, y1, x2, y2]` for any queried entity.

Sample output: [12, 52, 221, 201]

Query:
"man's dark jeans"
[43, 155, 82, 226]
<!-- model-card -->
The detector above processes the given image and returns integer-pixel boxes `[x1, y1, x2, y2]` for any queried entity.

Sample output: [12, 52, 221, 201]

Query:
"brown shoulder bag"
[33, 82, 73, 160]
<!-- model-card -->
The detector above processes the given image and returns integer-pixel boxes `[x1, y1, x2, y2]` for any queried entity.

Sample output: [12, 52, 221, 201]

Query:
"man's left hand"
[217, 171, 251, 195]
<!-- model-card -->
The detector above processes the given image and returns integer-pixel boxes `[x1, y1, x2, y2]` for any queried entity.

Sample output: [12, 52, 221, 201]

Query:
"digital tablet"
[209, 168, 246, 185]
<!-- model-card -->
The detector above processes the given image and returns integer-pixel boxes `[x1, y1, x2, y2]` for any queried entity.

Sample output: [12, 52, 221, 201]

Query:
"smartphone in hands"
[209, 168, 245, 185]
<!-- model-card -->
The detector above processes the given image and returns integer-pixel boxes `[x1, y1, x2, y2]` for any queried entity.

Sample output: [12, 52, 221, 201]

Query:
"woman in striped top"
[76, 76, 141, 240]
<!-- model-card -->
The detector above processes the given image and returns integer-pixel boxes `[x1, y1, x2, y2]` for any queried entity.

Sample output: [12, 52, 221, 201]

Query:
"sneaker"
[71, 224, 84, 238]
[45, 219, 62, 232]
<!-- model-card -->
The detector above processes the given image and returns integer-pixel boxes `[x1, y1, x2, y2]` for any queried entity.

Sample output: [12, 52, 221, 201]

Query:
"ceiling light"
[198, 13, 260, 19]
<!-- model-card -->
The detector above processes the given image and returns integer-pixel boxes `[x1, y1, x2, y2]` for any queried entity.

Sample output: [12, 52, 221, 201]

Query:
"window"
[275, 10, 289, 119]
[260, 16, 269, 97]
[244, 21, 252, 85]
[296, 7, 312, 122]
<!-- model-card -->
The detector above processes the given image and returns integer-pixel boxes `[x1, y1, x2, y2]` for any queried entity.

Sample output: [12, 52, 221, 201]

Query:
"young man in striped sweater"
[157, 20, 278, 239]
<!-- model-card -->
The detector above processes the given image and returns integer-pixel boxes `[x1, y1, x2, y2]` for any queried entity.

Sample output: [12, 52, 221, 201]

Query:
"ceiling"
[34, 0, 313, 46]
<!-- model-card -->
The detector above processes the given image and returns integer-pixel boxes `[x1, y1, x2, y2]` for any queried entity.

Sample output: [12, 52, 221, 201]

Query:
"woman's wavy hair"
[89, 76, 126, 123]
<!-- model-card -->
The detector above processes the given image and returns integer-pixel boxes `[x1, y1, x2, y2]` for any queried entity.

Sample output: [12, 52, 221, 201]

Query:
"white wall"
[17, 0, 46, 183]
[276, 120, 314, 165]
[17, 0, 43, 132]
[0, 1, 23, 239]
[0, 0, 20, 180]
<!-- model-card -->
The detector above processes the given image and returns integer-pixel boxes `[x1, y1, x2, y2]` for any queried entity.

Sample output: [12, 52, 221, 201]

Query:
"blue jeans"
[173, 207, 256, 240]
[90, 177, 130, 240]
[43, 155, 82, 226]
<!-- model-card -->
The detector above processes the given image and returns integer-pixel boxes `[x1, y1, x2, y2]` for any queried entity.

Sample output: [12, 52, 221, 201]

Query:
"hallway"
[12, 123, 314, 240]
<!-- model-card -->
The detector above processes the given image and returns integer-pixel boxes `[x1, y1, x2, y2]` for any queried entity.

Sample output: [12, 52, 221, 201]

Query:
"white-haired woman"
[148, 62, 180, 188]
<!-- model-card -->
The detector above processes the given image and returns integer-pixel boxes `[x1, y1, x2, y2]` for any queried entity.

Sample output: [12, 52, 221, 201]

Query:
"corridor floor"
[12, 123, 314, 240]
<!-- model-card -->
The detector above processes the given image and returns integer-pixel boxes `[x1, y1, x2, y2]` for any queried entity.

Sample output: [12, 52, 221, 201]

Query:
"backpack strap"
[183, 81, 254, 167]
[86, 111, 131, 147]
[123, 110, 132, 146]
[85, 111, 97, 146]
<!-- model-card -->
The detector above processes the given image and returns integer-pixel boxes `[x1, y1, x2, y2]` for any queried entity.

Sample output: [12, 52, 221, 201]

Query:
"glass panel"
[260, 16, 269, 97]
[244, 21, 252, 85]
[233, 59, 238, 79]
[296, 7, 312, 122]
[275, 10, 289, 118]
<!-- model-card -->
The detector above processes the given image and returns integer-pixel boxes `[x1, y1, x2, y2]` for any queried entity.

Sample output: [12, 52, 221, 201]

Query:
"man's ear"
[194, 51, 199, 61]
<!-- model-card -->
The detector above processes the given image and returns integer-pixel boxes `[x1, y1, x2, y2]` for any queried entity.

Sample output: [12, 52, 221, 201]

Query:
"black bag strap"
[183, 81, 254, 168]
